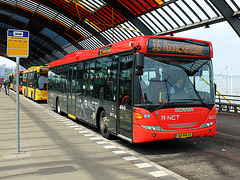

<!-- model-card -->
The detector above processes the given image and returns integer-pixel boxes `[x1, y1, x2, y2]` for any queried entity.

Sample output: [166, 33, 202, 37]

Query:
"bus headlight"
[141, 125, 162, 131]
[201, 121, 215, 128]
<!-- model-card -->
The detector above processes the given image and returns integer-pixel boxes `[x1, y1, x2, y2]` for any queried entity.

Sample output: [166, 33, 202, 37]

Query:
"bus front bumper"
[132, 123, 216, 143]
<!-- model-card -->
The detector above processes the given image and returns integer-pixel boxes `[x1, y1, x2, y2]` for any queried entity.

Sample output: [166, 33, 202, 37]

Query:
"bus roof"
[49, 36, 213, 68]
[23, 66, 49, 73]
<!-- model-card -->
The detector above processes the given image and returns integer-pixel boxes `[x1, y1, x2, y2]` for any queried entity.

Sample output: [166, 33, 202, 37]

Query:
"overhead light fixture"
[170, 32, 174, 36]
[205, 24, 210, 28]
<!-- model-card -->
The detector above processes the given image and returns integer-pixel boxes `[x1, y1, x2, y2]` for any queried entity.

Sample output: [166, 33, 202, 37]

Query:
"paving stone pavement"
[0, 89, 186, 180]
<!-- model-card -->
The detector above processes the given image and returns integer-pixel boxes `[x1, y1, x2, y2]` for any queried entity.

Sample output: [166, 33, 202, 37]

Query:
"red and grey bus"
[48, 36, 216, 143]
[12, 71, 23, 93]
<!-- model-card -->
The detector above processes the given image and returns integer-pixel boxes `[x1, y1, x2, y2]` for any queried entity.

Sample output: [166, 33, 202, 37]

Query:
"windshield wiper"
[151, 102, 178, 112]
[192, 89, 211, 110]
[175, 98, 202, 102]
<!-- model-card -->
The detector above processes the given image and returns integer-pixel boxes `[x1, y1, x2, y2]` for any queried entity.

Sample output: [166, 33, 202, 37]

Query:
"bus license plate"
[176, 133, 192, 138]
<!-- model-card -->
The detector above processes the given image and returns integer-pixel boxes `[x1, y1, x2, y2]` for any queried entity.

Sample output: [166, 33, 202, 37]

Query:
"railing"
[200, 75, 240, 113]
[215, 94, 240, 113]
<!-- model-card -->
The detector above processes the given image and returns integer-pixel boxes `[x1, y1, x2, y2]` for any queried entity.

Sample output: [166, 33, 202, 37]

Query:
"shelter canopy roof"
[0, 0, 239, 68]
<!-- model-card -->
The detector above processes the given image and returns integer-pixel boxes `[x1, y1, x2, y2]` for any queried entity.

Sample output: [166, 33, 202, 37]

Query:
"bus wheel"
[99, 110, 110, 139]
[56, 99, 61, 114]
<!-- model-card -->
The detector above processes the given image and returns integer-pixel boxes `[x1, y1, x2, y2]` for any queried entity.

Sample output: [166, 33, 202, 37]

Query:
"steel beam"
[37, 0, 110, 45]
[210, 0, 240, 38]
[103, 0, 152, 35]
[155, 16, 225, 36]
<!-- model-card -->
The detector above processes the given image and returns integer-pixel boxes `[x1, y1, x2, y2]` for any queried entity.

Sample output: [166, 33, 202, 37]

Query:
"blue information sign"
[7, 29, 29, 58]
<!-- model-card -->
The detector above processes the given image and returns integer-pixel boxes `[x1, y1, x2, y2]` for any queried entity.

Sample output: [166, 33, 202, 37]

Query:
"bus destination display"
[147, 38, 210, 57]
[98, 45, 112, 55]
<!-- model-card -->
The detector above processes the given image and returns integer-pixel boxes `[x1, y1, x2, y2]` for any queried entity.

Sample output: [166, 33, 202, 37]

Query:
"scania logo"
[175, 108, 194, 112]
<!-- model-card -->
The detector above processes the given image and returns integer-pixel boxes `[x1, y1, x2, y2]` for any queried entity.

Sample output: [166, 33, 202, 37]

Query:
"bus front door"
[67, 65, 77, 118]
[118, 55, 133, 138]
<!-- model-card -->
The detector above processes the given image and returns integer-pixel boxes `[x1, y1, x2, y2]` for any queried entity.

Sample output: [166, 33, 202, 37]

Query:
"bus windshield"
[135, 56, 215, 111]
[37, 72, 48, 90]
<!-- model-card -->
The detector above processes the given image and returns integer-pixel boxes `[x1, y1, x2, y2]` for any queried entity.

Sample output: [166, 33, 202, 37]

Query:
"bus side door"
[118, 54, 133, 138]
[67, 65, 77, 118]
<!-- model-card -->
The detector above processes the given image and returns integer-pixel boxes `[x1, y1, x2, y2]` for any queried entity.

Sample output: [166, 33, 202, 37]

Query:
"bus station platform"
[0, 89, 186, 180]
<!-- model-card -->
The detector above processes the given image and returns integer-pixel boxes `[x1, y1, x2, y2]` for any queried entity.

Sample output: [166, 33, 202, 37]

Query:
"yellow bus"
[22, 66, 48, 101]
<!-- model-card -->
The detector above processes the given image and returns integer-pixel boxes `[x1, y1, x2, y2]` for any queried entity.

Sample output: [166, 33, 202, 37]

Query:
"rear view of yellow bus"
[22, 66, 48, 101]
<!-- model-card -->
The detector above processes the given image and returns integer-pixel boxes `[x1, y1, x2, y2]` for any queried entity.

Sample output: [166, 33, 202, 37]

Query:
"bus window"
[89, 60, 95, 97]
[28, 72, 34, 88]
[110, 56, 118, 102]
[135, 58, 167, 104]
[83, 61, 95, 97]
[22, 73, 27, 87]
[19, 72, 23, 86]
[38, 74, 48, 90]
[76, 63, 83, 96]
[62, 65, 68, 94]
[55, 67, 62, 92]
[189, 64, 213, 102]
[48, 68, 55, 90]
[95, 57, 112, 100]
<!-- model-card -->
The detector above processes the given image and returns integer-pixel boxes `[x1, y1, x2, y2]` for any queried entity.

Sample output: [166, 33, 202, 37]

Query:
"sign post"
[7, 29, 29, 153]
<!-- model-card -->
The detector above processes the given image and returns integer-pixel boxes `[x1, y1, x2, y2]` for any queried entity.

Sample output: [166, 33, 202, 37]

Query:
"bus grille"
[167, 122, 198, 129]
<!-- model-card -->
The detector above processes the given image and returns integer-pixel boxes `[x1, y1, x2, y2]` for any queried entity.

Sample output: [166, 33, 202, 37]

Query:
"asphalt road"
[113, 113, 240, 180]
[42, 102, 240, 180]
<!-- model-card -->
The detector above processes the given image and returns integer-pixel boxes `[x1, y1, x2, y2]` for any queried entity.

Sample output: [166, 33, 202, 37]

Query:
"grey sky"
[177, 21, 240, 76]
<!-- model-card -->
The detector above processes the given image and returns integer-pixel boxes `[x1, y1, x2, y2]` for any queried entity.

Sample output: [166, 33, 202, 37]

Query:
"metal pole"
[231, 69, 233, 95]
[226, 66, 228, 95]
[16, 57, 20, 153]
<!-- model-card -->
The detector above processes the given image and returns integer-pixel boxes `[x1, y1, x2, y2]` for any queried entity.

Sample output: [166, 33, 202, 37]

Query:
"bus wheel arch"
[97, 108, 110, 139]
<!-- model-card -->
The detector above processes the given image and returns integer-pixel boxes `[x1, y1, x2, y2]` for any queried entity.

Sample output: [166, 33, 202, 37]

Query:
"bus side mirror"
[135, 52, 144, 75]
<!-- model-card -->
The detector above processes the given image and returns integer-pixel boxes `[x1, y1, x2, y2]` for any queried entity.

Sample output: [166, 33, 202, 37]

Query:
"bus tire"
[99, 110, 110, 139]
[56, 99, 61, 114]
